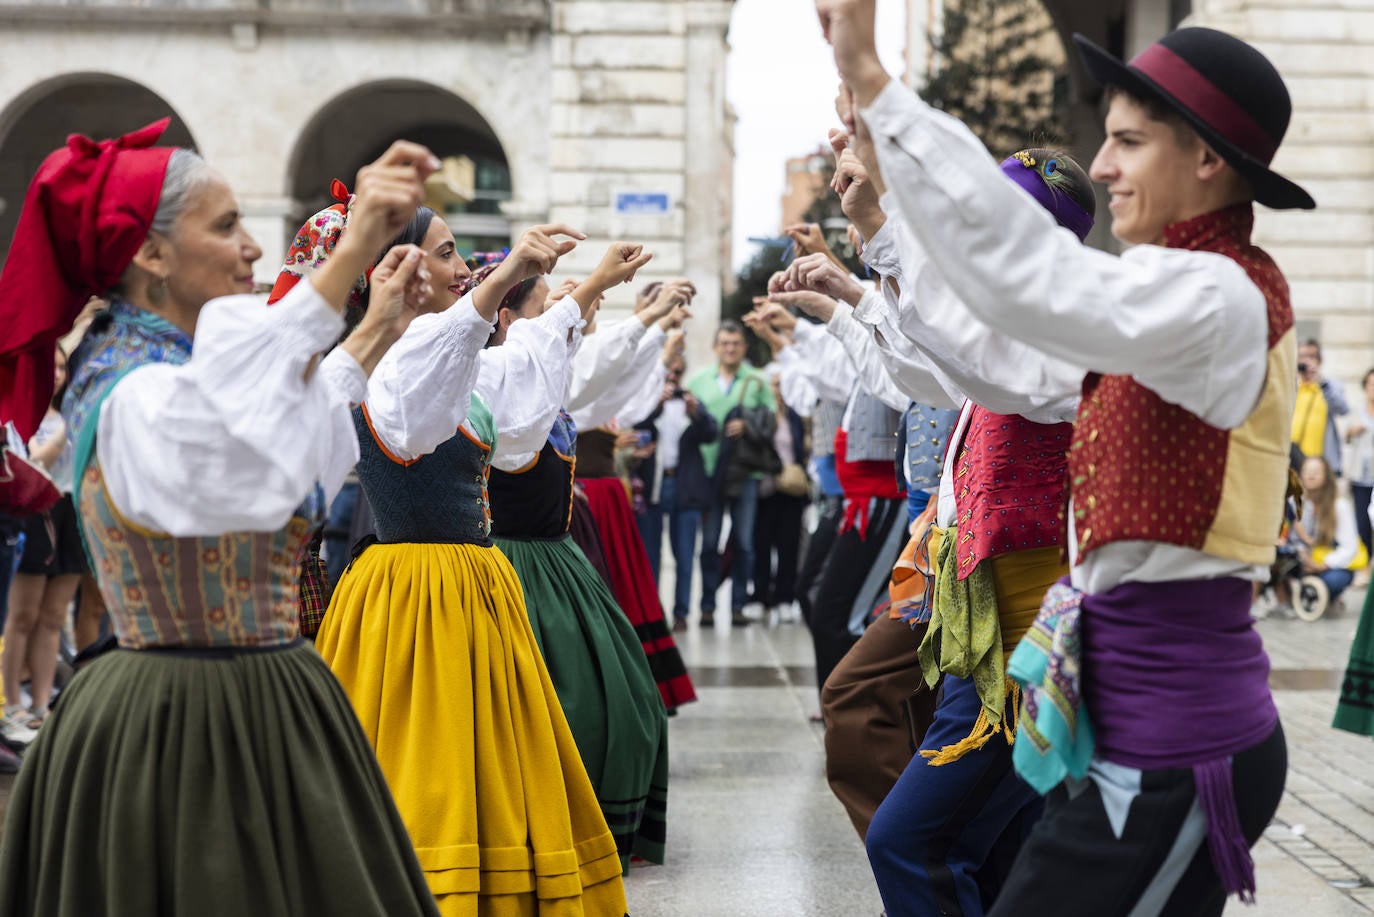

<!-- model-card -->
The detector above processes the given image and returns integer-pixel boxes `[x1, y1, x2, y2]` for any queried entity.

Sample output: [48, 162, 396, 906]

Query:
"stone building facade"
[0, 0, 735, 354]
[907, 0, 1374, 387]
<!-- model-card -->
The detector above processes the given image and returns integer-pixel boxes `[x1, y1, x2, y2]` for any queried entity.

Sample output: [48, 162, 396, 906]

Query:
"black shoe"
[672, 616, 688, 633]
[699, 611, 714, 627]
[0, 740, 21, 774]
[730, 609, 753, 627]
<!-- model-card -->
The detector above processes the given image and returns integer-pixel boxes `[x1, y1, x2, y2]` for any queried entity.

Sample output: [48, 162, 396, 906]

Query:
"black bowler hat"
[1074, 27, 1315, 211]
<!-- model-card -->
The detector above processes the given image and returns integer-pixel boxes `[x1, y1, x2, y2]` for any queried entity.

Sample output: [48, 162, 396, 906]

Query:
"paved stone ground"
[1250, 586, 1374, 913]
[0, 586, 1370, 914]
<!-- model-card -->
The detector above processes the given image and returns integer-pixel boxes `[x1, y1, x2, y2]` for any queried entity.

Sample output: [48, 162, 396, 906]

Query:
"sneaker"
[730, 609, 753, 627]
[1, 706, 39, 748]
[699, 610, 715, 628]
[672, 616, 688, 633]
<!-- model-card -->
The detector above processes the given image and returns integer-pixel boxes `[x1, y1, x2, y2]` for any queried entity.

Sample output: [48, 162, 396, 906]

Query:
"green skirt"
[1334, 585, 1374, 737]
[0, 641, 439, 917]
[496, 534, 670, 869]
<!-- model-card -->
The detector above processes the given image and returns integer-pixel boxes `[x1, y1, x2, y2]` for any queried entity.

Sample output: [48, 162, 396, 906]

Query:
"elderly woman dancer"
[313, 207, 651, 914]
[0, 121, 443, 914]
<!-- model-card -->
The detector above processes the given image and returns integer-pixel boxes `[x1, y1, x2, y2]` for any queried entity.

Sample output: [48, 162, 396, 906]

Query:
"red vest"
[951, 406, 1072, 580]
[1068, 205, 1295, 564]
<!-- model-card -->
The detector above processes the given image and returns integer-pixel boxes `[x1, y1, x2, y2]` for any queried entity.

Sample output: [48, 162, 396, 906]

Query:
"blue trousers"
[867, 675, 1043, 917]
[700, 477, 759, 613]
[652, 476, 701, 620]
[636, 500, 664, 583]
[1318, 566, 1355, 602]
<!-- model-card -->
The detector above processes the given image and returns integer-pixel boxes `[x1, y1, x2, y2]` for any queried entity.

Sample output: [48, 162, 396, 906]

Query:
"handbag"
[774, 462, 811, 497]
[0, 424, 61, 516]
[726, 375, 782, 477]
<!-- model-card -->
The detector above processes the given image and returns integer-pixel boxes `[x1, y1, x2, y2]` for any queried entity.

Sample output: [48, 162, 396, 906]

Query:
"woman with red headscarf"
[0, 122, 446, 915]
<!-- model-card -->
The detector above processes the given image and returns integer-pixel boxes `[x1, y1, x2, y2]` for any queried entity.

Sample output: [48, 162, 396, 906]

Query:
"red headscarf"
[0, 119, 175, 439]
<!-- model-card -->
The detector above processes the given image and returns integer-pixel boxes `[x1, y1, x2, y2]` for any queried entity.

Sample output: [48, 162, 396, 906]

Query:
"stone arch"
[0, 72, 197, 258]
[285, 80, 514, 254]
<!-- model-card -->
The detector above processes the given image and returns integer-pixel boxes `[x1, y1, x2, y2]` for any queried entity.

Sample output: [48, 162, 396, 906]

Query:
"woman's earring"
[148, 274, 169, 305]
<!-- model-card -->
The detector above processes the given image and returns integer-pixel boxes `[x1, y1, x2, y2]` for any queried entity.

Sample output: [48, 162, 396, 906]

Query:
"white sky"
[726, 0, 910, 269]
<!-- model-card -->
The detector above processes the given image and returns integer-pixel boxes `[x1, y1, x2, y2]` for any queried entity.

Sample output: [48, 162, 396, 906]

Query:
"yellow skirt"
[316, 542, 627, 917]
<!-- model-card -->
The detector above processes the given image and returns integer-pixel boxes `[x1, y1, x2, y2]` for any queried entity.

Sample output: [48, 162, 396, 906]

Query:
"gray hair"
[149, 148, 214, 237]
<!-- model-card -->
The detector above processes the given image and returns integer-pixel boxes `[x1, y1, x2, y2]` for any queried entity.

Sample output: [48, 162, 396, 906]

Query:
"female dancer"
[314, 210, 651, 914]
[472, 264, 672, 870]
[0, 122, 443, 914]
[570, 285, 697, 712]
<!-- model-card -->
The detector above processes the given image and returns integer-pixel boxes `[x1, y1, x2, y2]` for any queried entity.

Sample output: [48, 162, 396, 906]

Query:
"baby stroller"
[1261, 547, 1335, 621]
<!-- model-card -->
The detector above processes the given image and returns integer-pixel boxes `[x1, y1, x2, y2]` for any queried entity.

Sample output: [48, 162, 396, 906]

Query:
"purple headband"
[999, 154, 1095, 242]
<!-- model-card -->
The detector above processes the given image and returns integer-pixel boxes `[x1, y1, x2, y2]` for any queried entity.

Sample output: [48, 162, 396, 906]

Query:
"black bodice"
[488, 440, 576, 539]
[352, 405, 492, 545]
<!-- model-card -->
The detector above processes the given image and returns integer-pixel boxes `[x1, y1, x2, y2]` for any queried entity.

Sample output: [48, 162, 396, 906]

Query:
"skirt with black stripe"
[1334, 584, 1374, 738]
[497, 534, 669, 867]
[577, 477, 696, 711]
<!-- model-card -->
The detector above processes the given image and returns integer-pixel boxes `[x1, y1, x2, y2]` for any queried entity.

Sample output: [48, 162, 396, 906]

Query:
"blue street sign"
[614, 191, 672, 215]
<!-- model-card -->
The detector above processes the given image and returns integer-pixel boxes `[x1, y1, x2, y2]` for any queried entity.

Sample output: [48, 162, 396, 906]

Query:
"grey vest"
[842, 387, 902, 463]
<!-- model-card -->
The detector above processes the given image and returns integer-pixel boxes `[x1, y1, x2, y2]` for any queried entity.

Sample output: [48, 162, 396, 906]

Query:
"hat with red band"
[1074, 27, 1315, 211]
[0, 118, 175, 439]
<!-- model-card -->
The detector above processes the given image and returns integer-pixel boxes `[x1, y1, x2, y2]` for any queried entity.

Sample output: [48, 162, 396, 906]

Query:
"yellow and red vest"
[1068, 204, 1296, 565]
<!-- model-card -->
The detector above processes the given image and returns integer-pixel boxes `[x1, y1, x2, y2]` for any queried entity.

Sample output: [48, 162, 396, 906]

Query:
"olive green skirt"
[0, 641, 439, 917]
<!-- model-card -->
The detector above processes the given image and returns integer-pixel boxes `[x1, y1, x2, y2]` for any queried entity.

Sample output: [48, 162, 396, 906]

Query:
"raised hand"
[504, 224, 587, 282]
[347, 141, 440, 255]
[593, 242, 654, 288]
[545, 277, 580, 310]
[366, 245, 431, 335]
[783, 223, 832, 258]
[815, 0, 889, 105]
[769, 288, 841, 324]
[833, 149, 886, 235]
[785, 252, 865, 306]
[747, 298, 799, 336]
[644, 278, 694, 329]
[472, 224, 586, 322]
[338, 244, 430, 376]
[568, 242, 654, 316]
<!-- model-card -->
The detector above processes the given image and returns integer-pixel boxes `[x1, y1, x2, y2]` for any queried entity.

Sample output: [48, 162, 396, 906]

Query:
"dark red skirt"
[577, 477, 696, 711]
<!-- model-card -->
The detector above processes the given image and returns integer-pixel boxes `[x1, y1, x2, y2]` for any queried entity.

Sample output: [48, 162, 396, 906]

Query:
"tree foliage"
[919, 0, 1067, 156]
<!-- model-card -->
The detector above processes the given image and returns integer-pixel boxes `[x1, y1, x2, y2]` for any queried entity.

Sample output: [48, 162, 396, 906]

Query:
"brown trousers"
[821, 614, 938, 840]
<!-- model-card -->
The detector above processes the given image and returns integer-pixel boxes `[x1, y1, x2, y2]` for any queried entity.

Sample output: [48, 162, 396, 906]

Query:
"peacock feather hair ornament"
[1000, 148, 1096, 241]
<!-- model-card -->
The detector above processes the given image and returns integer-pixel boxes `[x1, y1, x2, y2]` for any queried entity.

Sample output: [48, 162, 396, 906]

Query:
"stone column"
[683, 0, 735, 369]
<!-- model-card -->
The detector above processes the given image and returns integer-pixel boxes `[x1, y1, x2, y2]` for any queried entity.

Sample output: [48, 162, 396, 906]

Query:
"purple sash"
[1083, 576, 1277, 901]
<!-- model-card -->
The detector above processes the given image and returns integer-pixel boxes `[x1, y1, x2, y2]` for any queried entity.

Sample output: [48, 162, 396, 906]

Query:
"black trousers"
[808, 497, 907, 698]
[988, 723, 1287, 917]
[751, 493, 807, 606]
[797, 495, 844, 627]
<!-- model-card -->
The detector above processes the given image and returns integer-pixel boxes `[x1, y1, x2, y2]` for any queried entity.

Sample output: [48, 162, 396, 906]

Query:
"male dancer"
[820, 2, 1308, 910]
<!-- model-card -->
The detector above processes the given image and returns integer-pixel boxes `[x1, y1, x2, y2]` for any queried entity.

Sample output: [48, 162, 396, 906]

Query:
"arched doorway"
[0, 73, 197, 259]
[287, 81, 513, 257]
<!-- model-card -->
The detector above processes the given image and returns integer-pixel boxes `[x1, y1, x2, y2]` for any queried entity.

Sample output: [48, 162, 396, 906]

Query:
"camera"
[1298, 362, 1310, 374]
